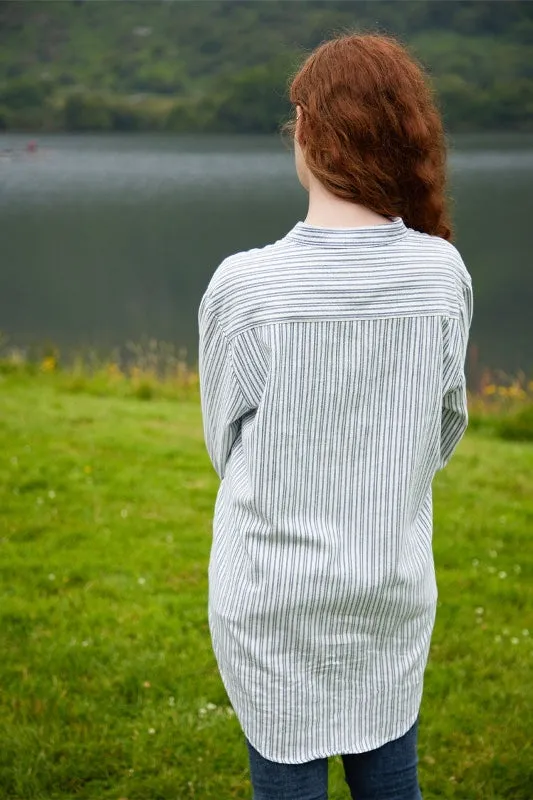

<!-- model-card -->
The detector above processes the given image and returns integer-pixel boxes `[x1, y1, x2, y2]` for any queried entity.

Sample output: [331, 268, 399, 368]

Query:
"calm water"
[1, 132, 532, 377]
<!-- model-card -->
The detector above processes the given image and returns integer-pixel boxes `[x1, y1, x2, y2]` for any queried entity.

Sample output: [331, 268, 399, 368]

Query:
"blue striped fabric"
[198, 215, 473, 764]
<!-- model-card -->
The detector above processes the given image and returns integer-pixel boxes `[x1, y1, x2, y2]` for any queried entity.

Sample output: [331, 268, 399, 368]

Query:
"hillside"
[0, 0, 532, 133]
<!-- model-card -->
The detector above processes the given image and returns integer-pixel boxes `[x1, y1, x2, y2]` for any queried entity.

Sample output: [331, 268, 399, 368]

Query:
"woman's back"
[198, 215, 472, 764]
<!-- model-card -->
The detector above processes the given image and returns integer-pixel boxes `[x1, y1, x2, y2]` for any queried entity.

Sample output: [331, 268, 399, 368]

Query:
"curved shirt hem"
[241, 707, 421, 764]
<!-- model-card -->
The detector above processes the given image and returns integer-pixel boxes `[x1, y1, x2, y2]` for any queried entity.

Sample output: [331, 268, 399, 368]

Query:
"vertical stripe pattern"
[198, 216, 473, 764]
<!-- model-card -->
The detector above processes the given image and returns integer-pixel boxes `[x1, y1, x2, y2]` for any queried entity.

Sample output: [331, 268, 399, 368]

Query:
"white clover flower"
[36, 497, 44, 505]
[148, 728, 156, 735]
[487, 566, 496, 574]
[494, 635, 502, 643]
[472, 559, 479, 567]
[198, 707, 207, 716]
[120, 508, 128, 518]
[48, 490, 56, 499]
[522, 629, 530, 637]
[513, 565, 522, 574]
[489, 550, 498, 558]
[226, 706, 235, 716]
[81, 640, 90, 647]
[166, 534, 173, 543]
[498, 571, 507, 579]
[205, 702, 217, 711]
[48, 573, 56, 581]
[168, 696, 175, 706]
[138, 577, 146, 585]
[503, 628, 510, 636]
[511, 638, 519, 645]
[475, 607, 484, 615]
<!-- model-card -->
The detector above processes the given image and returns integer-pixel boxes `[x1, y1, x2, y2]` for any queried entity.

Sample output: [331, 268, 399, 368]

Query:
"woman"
[198, 32, 473, 800]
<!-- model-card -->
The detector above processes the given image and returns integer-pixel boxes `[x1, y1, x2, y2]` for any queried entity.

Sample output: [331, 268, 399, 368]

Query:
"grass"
[0, 355, 532, 799]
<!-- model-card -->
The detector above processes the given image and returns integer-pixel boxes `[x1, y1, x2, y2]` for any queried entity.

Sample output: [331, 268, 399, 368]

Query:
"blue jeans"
[245, 716, 422, 800]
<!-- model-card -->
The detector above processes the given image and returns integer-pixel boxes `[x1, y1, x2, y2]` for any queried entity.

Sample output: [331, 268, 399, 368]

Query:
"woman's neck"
[304, 175, 393, 228]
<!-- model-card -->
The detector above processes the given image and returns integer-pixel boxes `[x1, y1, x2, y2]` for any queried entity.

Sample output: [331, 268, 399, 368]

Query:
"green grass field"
[1, 370, 532, 799]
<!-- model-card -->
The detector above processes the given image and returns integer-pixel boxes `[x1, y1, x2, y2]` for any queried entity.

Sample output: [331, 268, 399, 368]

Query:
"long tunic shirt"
[197, 215, 473, 764]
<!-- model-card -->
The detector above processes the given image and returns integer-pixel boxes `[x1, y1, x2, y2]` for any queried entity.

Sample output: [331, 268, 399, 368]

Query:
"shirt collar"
[285, 216, 409, 247]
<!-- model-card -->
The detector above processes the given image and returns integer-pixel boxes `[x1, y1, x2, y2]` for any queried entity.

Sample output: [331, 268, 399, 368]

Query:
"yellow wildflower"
[41, 356, 56, 373]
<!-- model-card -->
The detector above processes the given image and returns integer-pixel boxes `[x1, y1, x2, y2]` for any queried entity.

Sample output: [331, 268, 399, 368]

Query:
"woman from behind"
[198, 31, 473, 800]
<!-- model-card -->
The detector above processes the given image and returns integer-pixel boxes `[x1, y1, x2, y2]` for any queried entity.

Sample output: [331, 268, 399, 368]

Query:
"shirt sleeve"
[439, 279, 474, 471]
[198, 292, 252, 480]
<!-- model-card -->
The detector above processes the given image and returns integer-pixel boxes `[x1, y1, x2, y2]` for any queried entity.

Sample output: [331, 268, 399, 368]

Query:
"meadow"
[1, 345, 532, 799]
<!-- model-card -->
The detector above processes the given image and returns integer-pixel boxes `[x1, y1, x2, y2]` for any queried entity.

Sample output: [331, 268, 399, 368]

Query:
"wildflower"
[107, 362, 122, 377]
[472, 559, 479, 567]
[148, 728, 156, 735]
[226, 706, 235, 716]
[205, 702, 217, 711]
[168, 696, 175, 706]
[522, 629, 530, 637]
[511, 638, 519, 645]
[488, 550, 497, 558]
[475, 607, 484, 615]
[48, 490, 56, 499]
[513, 565, 522, 574]
[138, 577, 146, 585]
[143, 681, 151, 688]
[81, 640, 90, 647]
[36, 497, 43, 505]
[40, 356, 56, 373]
[494, 635, 502, 643]
[48, 573, 56, 581]
[487, 566, 496, 574]
[498, 571, 507, 579]
[121, 508, 128, 518]
[166, 534, 173, 543]
[502, 628, 510, 636]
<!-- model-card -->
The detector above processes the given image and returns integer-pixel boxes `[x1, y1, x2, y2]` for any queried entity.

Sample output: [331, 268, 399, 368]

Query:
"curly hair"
[285, 32, 453, 241]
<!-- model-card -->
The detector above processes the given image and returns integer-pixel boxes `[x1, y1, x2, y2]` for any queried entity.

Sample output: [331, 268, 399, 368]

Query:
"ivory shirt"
[198, 216, 473, 764]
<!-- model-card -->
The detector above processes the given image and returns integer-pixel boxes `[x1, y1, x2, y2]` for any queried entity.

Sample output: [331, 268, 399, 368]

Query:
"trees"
[0, 0, 532, 133]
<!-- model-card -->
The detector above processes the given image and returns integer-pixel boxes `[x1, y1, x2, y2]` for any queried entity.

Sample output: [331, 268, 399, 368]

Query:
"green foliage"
[0, 1, 532, 132]
[498, 404, 533, 442]
[0, 370, 532, 798]
[211, 57, 294, 134]
[64, 92, 113, 131]
[0, 76, 52, 110]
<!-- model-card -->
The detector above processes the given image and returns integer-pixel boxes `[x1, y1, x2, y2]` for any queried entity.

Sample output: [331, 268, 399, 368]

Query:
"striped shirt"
[198, 215, 473, 764]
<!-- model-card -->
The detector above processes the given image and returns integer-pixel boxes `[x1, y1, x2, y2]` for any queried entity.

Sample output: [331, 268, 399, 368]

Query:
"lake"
[1, 132, 532, 380]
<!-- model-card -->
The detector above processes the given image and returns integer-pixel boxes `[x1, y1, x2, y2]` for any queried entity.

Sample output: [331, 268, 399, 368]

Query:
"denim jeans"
[245, 716, 422, 800]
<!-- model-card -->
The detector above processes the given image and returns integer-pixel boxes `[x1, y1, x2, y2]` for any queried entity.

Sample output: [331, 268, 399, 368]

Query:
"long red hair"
[286, 32, 453, 241]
